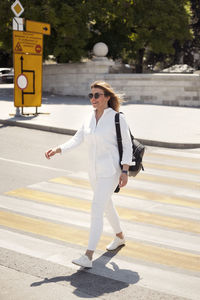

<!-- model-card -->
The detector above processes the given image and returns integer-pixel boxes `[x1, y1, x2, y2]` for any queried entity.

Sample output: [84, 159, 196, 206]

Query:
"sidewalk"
[0, 84, 200, 149]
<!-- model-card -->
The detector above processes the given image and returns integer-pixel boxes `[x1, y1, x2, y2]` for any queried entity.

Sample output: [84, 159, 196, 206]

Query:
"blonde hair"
[90, 80, 124, 112]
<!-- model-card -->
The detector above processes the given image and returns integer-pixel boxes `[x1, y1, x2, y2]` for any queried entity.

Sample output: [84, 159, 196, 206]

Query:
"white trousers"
[88, 172, 122, 251]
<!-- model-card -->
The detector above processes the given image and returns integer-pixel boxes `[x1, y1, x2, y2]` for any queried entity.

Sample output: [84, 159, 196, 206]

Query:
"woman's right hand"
[45, 148, 61, 159]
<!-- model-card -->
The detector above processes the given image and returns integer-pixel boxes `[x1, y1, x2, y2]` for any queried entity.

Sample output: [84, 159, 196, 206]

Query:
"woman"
[45, 81, 133, 268]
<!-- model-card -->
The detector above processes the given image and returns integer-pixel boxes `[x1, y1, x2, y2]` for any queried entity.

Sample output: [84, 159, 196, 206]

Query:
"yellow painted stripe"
[136, 173, 200, 190]
[144, 162, 200, 176]
[145, 152, 200, 163]
[118, 207, 200, 234]
[121, 188, 200, 208]
[0, 210, 199, 272]
[5, 188, 200, 234]
[50, 176, 200, 209]
[6, 188, 91, 212]
[121, 188, 200, 209]
[50, 177, 91, 189]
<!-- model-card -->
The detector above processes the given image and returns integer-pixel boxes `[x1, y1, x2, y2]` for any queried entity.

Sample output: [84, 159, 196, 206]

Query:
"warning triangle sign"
[15, 42, 22, 52]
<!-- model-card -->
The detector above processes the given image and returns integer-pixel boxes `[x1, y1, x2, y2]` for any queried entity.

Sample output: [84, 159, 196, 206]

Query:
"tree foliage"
[0, 0, 195, 72]
[182, 0, 200, 68]
[0, 0, 91, 65]
[190, 0, 200, 46]
[0, 0, 14, 66]
[86, 0, 192, 72]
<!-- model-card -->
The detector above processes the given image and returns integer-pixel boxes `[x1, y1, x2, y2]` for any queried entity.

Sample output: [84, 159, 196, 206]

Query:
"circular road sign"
[17, 74, 28, 90]
[35, 44, 42, 53]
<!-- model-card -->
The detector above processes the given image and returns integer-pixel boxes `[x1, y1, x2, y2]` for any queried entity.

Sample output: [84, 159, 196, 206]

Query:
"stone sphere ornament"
[93, 42, 108, 57]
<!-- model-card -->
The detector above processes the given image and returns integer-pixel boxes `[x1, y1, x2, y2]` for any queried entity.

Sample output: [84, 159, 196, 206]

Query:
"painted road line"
[50, 176, 91, 189]
[136, 167, 200, 183]
[144, 162, 200, 175]
[135, 173, 200, 190]
[122, 187, 200, 208]
[50, 176, 200, 208]
[5, 188, 200, 234]
[144, 155, 200, 170]
[126, 180, 200, 201]
[31, 181, 93, 201]
[0, 157, 71, 173]
[146, 148, 200, 159]
[6, 187, 91, 212]
[0, 230, 199, 300]
[30, 181, 200, 221]
[145, 151, 200, 163]
[0, 210, 200, 272]
[1, 195, 199, 252]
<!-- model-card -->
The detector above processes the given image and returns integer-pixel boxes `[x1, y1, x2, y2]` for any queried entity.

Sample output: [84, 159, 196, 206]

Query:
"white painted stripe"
[146, 148, 200, 159]
[0, 195, 199, 253]
[127, 180, 200, 200]
[30, 181, 93, 201]
[138, 167, 200, 182]
[0, 157, 71, 173]
[30, 182, 200, 221]
[43, 161, 200, 190]
[0, 195, 90, 228]
[1, 155, 199, 186]
[0, 228, 199, 300]
[144, 158, 200, 171]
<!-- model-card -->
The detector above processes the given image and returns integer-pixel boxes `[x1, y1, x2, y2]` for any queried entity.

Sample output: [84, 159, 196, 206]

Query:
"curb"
[0, 119, 75, 136]
[1, 119, 200, 149]
[138, 138, 200, 150]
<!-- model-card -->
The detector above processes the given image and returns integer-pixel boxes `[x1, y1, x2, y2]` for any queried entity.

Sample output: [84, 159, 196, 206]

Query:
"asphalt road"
[0, 125, 88, 194]
[0, 126, 200, 299]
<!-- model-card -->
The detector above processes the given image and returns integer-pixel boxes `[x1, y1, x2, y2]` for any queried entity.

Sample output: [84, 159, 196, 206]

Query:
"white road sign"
[13, 17, 24, 31]
[11, 0, 24, 17]
[17, 74, 28, 90]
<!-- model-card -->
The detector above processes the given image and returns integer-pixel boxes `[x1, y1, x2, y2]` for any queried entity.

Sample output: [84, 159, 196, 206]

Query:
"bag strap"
[115, 113, 123, 165]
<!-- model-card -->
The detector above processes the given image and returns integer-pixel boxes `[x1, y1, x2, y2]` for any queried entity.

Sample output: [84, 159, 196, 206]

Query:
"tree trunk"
[173, 40, 184, 65]
[135, 48, 145, 73]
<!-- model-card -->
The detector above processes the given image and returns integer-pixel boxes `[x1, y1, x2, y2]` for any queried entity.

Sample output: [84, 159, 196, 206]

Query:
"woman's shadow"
[31, 246, 140, 298]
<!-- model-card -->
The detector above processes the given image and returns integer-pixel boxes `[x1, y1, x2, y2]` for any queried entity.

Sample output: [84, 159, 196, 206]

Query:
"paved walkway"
[0, 84, 200, 148]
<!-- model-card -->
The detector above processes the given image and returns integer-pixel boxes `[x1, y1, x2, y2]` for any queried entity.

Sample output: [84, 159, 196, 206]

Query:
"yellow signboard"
[14, 54, 42, 107]
[26, 20, 51, 35]
[12, 17, 50, 110]
[13, 31, 43, 55]
[13, 31, 43, 107]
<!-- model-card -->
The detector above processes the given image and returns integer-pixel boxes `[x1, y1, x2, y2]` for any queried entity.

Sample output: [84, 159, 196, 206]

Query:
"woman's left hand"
[119, 173, 128, 188]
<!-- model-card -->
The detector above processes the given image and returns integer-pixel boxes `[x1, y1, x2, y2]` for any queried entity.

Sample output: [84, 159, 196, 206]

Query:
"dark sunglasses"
[88, 92, 105, 99]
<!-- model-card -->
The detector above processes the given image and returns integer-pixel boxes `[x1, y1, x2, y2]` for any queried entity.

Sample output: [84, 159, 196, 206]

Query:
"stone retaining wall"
[43, 61, 200, 107]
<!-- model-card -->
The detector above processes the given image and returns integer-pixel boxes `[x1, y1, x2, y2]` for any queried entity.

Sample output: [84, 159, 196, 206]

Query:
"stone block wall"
[43, 61, 200, 107]
[105, 73, 200, 107]
[43, 59, 113, 97]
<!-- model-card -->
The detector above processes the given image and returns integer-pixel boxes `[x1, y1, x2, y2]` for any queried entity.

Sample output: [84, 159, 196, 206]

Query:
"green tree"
[87, 0, 192, 72]
[190, 0, 200, 47]
[0, 0, 91, 65]
[22, 0, 91, 62]
[0, 0, 193, 72]
[85, 0, 134, 60]
[182, 0, 200, 68]
[0, 0, 13, 66]
[131, 0, 192, 72]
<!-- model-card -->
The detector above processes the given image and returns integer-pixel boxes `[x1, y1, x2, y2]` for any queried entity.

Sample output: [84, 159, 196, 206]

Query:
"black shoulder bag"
[114, 112, 145, 193]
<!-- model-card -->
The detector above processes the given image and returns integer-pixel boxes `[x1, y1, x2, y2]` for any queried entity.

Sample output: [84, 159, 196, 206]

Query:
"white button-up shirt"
[60, 107, 133, 178]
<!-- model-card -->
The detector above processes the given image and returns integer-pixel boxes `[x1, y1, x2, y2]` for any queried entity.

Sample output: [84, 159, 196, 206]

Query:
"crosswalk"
[0, 146, 200, 299]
